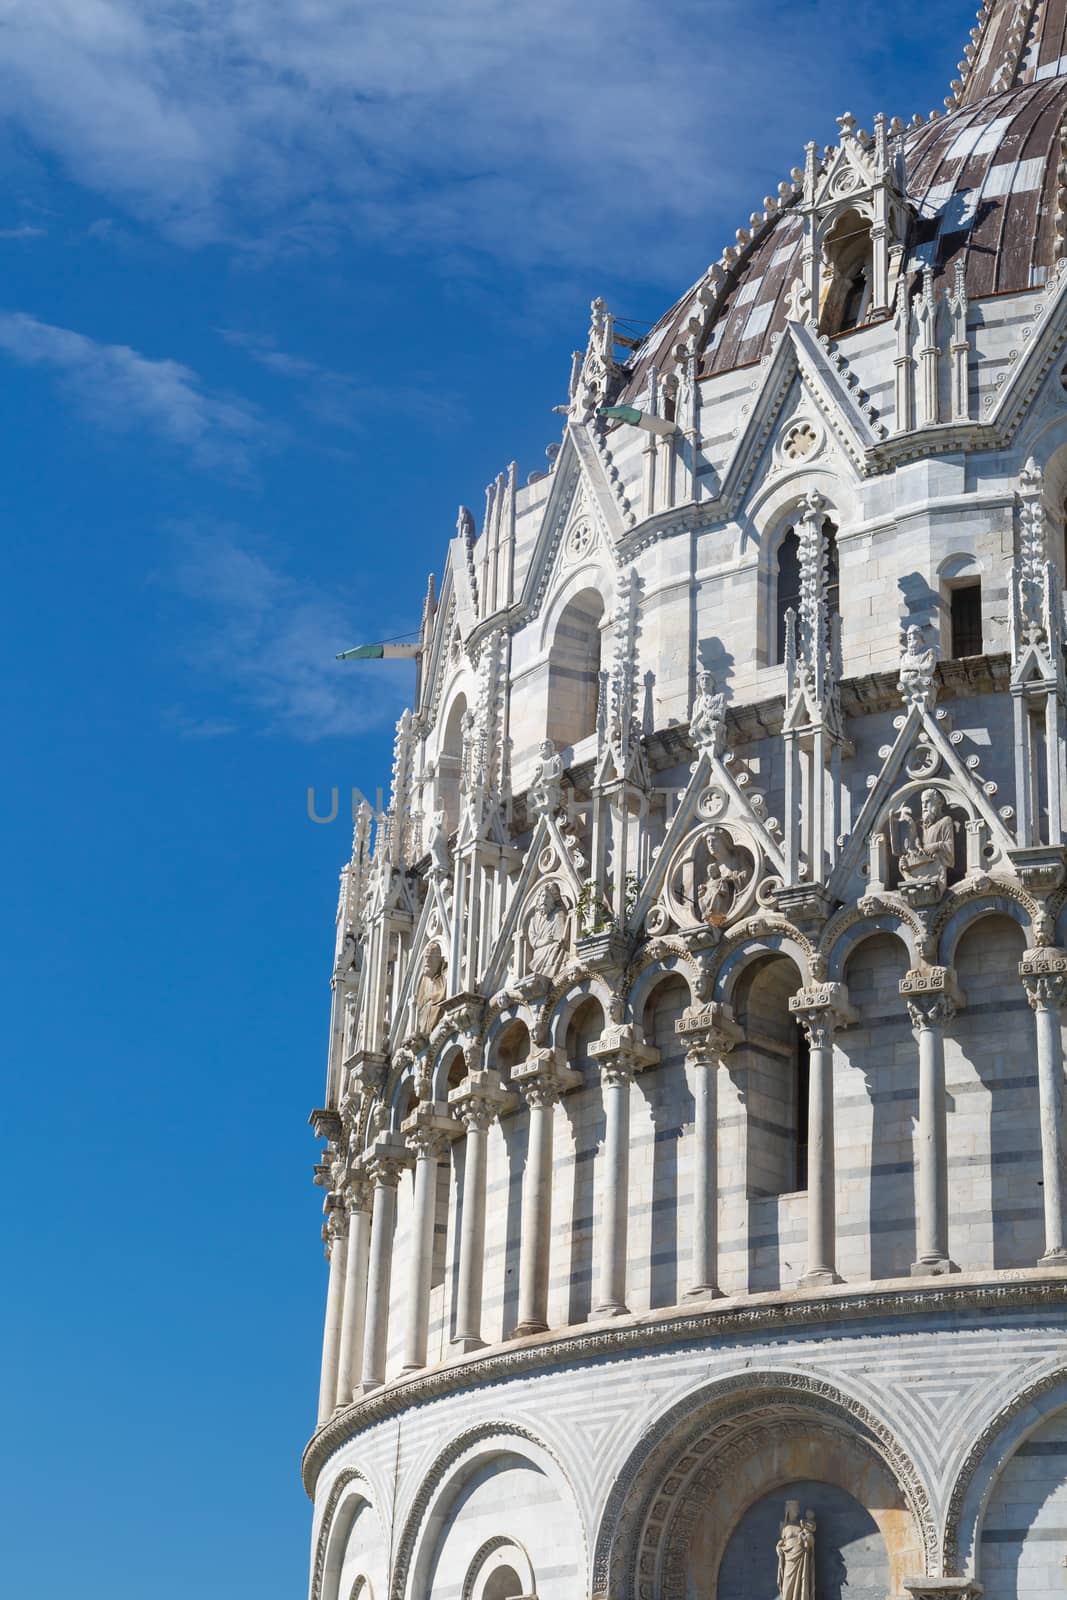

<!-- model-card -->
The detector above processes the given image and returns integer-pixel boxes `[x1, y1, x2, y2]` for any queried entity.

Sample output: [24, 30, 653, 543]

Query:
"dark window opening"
[775, 528, 801, 664]
[775, 519, 840, 665]
[840, 266, 869, 332]
[950, 582, 982, 659]
[795, 1025, 810, 1192]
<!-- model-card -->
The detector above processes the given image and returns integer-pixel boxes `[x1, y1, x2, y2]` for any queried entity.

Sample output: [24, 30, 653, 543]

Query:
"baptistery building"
[306, 5, 1067, 1596]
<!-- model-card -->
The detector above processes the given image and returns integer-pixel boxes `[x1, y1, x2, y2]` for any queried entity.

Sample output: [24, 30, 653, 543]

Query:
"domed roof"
[620, 0, 1067, 396]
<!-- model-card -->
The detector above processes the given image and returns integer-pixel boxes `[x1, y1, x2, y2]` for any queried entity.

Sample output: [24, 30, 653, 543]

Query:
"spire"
[951, 1, 1067, 110]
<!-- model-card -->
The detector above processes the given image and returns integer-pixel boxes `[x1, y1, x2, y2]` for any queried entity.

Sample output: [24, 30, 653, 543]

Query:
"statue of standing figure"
[689, 668, 728, 759]
[414, 942, 447, 1039]
[527, 882, 570, 979]
[776, 1500, 816, 1600]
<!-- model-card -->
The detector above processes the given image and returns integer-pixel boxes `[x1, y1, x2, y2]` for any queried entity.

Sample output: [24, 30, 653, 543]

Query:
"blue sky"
[1, 4, 968, 1595]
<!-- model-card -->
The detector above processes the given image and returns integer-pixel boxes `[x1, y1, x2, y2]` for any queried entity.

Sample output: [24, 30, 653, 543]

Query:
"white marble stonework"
[306, 7, 1067, 1596]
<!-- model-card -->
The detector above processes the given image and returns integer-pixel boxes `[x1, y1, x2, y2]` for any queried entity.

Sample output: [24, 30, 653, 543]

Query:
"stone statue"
[898, 621, 937, 709]
[893, 787, 956, 895]
[414, 942, 447, 1038]
[527, 882, 570, 979]
[689, 668, 727, 759]
[697, 828, 747, 923]
[529, 738, 563, 815]
[776, 1500, 815, 1600]
[427, 807, 451, 878]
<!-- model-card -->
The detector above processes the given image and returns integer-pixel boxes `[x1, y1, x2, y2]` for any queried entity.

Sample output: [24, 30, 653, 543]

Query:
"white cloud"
[0, 223, 46, 239]
[0, 1, 968, 275]
[218, 326, 467, 433]
[0, 312, 264, 465]
[164, 523, 413, 741]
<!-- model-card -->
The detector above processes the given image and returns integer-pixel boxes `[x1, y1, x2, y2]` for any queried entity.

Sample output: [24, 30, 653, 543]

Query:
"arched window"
[775, 529, 800, 664]
[546, 588, 605, 750]
[483, 1569, 524, 1600]
[437, 693, 467, 833]
[819, 209, 874, 336]
[939, 554, 983, 660]
[950, 582, 982, 658]
[775, 519, 839, 664]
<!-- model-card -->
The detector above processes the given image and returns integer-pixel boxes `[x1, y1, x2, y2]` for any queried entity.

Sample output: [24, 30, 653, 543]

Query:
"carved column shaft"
[449, 1070, 514, 1352]
[902, 969, 963, 1275]
[317, 1202, 348, 1425]
[402, 1116, 456, 1371]
[678, 1004, 741, 1299]
[1022, 951, 1067, 1265]
[590, 1028, 658, 1317]
[359, 1144, 411, 1391]
[513, 1050, 581, 1337]
[790, 984, 855, 1286]
[335, 1179, 372, 1405]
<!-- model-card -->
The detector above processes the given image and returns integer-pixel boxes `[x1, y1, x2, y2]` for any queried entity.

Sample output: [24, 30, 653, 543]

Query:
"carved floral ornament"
[778, 417, 823, 465]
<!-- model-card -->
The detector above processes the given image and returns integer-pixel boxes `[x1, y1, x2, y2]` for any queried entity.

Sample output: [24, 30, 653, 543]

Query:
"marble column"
[589, 1027, 659, 1318]
[335, 1171, 373, 1406]
[677, 1003, 742, 1299]
[358, 1140, 412, 1392]
[448, 1070, 514, 1353]
[317, 1197, 348, 1426]
[789, 983, 856, 1286]
[1021, 948, 1067, 1266]
[512, 1049, 581, 1336]
[901, 968, 963, 1275]
[401, 1110, 459, 1372]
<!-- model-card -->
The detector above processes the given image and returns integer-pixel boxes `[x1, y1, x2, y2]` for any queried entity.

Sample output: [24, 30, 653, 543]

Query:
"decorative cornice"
[301, 1271, 1067, 1496]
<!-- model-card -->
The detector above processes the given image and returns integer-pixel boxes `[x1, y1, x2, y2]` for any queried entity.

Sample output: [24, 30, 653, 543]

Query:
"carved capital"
[344, 1051, 387, 1098]
[903, 1581, 983, 1600]
[343, 1163, 374, 1214]
[308, 1106, 343, 1142]
[589, 1025, 659, 1085]
[900, 967, 964, 1030]
[322, 1195, 348, 1254]
[676, 1002, 742, 1065]
[448, 1068, 516, 1131]
[402, 1105, 461, 1161]
[1021, 948, 1067, 1011]
[366, 1138, 414, 1189]
[512, 1047, 583, 1109]
[789, 982, 857, 1046]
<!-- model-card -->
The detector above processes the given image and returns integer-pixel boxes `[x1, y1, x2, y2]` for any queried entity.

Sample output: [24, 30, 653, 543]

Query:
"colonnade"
[317, 950, 1067, 1424]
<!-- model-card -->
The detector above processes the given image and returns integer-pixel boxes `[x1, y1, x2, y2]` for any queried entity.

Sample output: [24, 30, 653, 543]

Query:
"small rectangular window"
[950, 582, 982, 659]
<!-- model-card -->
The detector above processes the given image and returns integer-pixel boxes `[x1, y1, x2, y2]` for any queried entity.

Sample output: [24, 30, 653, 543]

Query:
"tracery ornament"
[647, 822, 761, 937]
[309, 1467, 380, 1600]
[942, 1363, 1067, 1575]
[387, 1420, 583, 1600]
[590, 1370, 938, 1599]
[303, 1280, 1067, 1496]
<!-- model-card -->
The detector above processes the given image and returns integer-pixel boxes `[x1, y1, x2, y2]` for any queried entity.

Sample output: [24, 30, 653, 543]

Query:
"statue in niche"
[527, 882, 570, 979]
[697, 828, 749, 924]
[414, 942, 447, 1038]
[898, 621, 937, 709]
[343, 987, 362, 1059]
[776, 1500, 816, 1600]
[689, 668, 728, 759]
[892, 787, 956, 895]
[529, 738, 563, 815]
